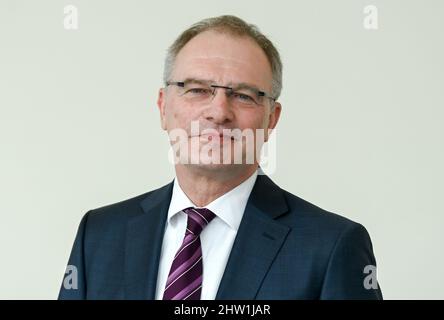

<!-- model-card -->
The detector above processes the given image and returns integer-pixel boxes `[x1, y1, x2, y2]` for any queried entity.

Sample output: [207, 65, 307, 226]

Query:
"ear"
[157, 88, 167, 131]
[265, 101, 282, 141]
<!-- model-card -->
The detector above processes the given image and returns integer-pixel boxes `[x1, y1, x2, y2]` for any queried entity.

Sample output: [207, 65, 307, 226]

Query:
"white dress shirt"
[155, 169, 258, 300]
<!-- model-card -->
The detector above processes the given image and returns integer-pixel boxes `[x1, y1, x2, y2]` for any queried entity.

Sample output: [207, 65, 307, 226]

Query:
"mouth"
[193, 133, 236, 142]
[205, 134, 235, 141]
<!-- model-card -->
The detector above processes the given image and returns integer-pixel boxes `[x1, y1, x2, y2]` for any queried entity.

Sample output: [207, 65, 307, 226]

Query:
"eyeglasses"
[165, 78, 276, 107]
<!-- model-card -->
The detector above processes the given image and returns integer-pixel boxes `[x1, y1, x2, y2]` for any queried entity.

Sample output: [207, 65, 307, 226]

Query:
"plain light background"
[1, 0, 443, 299]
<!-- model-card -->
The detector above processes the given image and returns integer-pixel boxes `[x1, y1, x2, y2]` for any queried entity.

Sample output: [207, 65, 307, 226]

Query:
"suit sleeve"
[58, 211, 91, 300]
[320, 223, 383, 300]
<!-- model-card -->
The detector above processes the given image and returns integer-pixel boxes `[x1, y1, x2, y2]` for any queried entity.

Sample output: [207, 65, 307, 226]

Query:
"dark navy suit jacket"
[58, 174, 382, 299]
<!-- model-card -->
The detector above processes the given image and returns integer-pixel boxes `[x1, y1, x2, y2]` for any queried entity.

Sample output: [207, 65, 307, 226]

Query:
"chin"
[186, 162, 248, 175]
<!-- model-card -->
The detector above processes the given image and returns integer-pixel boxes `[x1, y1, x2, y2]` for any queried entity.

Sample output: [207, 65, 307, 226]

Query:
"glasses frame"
[165, 79, 277, 107]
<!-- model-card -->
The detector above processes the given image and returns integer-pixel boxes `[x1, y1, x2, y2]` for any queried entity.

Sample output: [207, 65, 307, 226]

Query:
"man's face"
[157, 30, 281, 174]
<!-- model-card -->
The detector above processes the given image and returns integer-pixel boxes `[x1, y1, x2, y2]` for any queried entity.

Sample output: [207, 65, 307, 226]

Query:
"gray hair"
[163, 15, 283, 100]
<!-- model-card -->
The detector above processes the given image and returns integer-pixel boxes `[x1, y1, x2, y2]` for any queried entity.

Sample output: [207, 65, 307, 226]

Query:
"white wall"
[0, 0, 443, 299]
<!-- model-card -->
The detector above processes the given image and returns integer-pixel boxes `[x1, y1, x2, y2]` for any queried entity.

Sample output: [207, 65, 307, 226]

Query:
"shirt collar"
[167, 169, 259, 231]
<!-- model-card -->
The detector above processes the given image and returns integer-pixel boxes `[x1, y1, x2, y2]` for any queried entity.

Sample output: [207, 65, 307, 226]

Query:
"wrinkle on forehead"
[189, 55, 249, 66]
[179, 58, 258, 84]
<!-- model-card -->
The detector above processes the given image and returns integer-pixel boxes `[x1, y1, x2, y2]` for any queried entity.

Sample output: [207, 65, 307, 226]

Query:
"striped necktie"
[162, 207, 216, 300]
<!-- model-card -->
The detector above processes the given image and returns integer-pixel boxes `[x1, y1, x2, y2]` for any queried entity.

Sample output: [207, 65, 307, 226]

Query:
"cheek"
[166, 104, 194, 129]
[238, 109, 267, 130]
[170, 112, 184, 129]
[164, 100, 181, 122]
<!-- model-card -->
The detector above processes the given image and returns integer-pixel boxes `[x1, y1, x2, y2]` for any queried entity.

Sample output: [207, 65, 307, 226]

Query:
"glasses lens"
[173, 80, 270, 107]
[231, 88, 263, 106]
[181, 82, 213, 99]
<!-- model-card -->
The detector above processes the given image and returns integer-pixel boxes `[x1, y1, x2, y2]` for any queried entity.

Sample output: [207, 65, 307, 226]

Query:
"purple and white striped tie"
[162, 207, 216, 300]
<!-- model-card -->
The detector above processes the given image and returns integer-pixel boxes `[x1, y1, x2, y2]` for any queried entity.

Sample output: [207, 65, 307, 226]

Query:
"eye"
[185, 87, 212, 95]
[232, 92, 256, 103]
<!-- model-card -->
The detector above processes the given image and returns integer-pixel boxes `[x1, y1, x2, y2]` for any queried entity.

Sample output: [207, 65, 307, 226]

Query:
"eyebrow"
[232, 82, 262, 93]
[181, 78, 211, 85]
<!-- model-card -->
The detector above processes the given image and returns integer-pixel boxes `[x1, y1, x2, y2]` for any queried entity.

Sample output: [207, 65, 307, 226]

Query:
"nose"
[202, 87, 235, 125]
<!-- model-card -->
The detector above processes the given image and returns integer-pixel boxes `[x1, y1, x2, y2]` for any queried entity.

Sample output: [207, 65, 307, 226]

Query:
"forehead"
[172, 30, 273, 90]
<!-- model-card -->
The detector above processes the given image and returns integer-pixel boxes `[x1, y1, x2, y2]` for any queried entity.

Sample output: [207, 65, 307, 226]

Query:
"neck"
[174, 164, 258, 207]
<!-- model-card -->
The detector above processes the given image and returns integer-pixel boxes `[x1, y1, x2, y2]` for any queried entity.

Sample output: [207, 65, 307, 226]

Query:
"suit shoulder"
[275, 188, 375, 263]
[84, 181, 172, 226]
[280, 188, 364, 233]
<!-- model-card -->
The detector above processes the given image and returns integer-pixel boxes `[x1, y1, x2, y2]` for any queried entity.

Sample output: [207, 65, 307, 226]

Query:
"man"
[59, 15, 382, 300]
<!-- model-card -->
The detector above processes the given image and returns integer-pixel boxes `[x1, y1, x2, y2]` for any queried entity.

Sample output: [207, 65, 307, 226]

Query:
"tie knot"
[182, 207, 216, 237]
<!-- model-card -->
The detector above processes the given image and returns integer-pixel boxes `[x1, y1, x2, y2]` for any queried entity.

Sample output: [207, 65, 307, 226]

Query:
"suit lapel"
[216, 174, 291, 299]
[124, 181, 173, 299]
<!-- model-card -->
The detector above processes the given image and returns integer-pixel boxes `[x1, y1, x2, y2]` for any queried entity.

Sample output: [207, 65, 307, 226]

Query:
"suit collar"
[248, 173, 289, 219]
